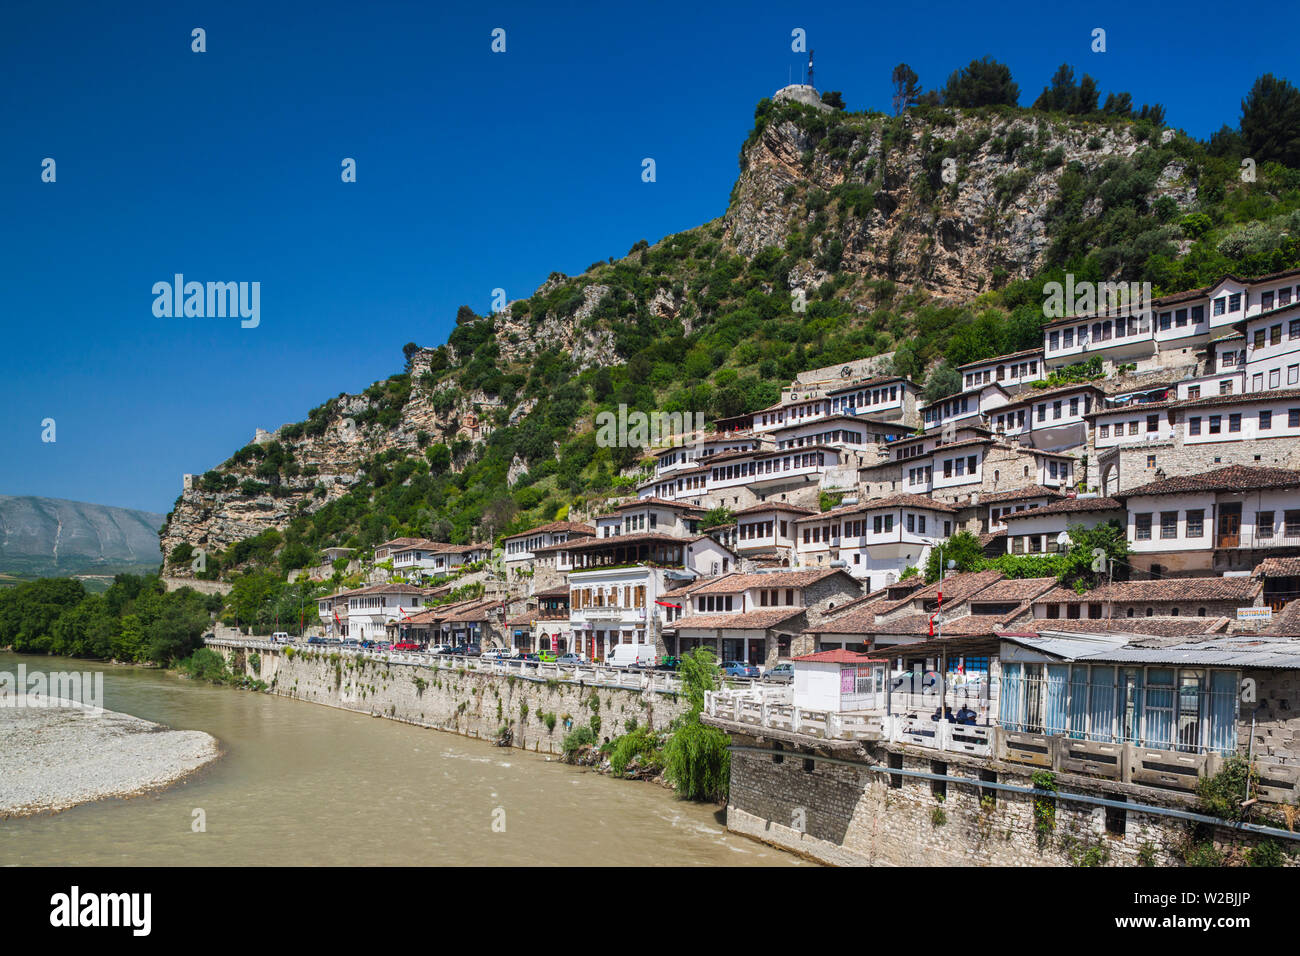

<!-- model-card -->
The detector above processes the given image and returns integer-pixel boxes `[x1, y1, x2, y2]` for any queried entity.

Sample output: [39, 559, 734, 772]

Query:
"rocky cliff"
[159, 94, 1222, 579]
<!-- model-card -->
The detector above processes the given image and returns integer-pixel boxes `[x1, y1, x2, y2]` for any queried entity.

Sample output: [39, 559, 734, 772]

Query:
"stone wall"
[725, 733, 1281, 866]
[212, 644, 688, 756]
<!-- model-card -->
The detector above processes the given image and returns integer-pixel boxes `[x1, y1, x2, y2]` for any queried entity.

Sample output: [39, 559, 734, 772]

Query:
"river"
[0, 652, 802, 866]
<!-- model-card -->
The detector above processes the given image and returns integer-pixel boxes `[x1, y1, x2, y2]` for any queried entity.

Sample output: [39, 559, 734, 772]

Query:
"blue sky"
[2, 0, 1296, 515]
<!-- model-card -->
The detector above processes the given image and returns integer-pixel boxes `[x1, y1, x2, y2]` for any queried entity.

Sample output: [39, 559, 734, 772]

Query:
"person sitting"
[955, 706, 977, 725]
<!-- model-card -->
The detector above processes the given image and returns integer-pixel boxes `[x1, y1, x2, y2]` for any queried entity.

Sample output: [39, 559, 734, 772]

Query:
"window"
[1160, 511, 1178, 539]
[1263, 291, 1276, 310]
[1221, 379, 1234, 395]
[1129, 421, 1139, 435]
[1255, 329, 1267, 350]
[1147, 414, 1159, 433]
[1063, 328, 1074, 348]
[1291, 409, 1300, 428]
[1192, 305, 1205, 323]
[1287, 511, 1300, 538]
[1135, 514, 1152, 540]
[1146, 454, 1156, 469]
[1176, 308, 1188, 327]
[1213, 296, 1225, 316]
[1186, 510, 1204, 537]
[1209, 415, 1222, 434]
[1188, 385, 1200, 399]
[1100, 423, 1110, 438]
[1271, 369, 1282, 389]
[1229, 293, 1242, 312]
[1254, 373, 1265, 392]
[1290, 365, 1299, 385]
[1053, 401, 1063, 420]
[1258, 512, 1275, 538]
[1229, 413, 1242, 433]
[1272, 325, 1283, 346]
[1291, 319, 1300, 340]
[1159, 311, 1172, 331]
[1188, 417, 1201, 436]
[1260, 410, 1272, 430]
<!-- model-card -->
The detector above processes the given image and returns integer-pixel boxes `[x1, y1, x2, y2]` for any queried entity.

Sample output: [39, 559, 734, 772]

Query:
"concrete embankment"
[209, 642, 688, 756]
[0, 704, 219, 818]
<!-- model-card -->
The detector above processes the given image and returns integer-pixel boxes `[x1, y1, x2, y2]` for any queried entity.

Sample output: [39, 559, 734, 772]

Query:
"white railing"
[204, 636, 773, 694]
[704, 688, 886, 742]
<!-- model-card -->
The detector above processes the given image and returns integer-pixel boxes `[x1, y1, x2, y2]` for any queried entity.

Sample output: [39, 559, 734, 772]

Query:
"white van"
[271, 632, 290, 643]
[608, 644, 657, 669]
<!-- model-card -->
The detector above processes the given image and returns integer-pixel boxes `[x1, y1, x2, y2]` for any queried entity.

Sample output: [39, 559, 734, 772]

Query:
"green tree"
[1240, 73, 1300, 169]
[924, 530, 986, 582]
[662, 647, 731, 802]
[891, 63, 921, 114]
[942, 57, 1019, 108]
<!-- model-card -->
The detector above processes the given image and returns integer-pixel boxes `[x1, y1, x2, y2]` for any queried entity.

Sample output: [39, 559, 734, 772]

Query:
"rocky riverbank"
[0, 704, 220, 818]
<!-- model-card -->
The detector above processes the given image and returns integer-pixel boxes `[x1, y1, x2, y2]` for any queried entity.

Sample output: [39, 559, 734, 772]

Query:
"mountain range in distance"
[0, 494, 164, 586]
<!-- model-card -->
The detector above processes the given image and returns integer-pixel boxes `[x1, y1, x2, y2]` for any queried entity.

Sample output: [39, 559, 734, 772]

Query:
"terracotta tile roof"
[613, 497, 705, 512]
[824, 375, 908, 396]
[564, 532, 701, 552]
[690, 569, 855, 594]
[796, 493, 960, 522]
[1264, 601, 1300, 637]
[870, 570, 1007, 617]
[533, 585, 571, 599]
[978, 485, 1064, 504]
[660, 578, 717, 599]
[734, 501, 816, 517]
[1000, 496, 1123, 518]
[793, 649, 888, 663]
[1033, 618, 1232, 637]
[1001, 382, 1106, 407]
[345, 582, 431, 596]
[665, 607, 806, 631]
[1121, 465, 1300, 498]
[956, 347, 1045, 370]
[968, 577, 1059, 602]
[504, 521, 596, 540]
[1178, 388, 1300, 410]
[1035, 577, 1261, 603]
[1254, 558, 1300, 578]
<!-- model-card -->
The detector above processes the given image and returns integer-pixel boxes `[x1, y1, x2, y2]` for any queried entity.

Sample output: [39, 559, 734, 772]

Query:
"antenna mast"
[807, 49, 815, 88]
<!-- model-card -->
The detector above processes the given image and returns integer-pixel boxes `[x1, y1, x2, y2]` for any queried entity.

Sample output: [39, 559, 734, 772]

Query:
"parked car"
[555, 653, 584, 665]
[763, 662, 794, 683]
[341, 639, 360, 649]
[535, 650, 557, 663]
[306, 636, 327, 646]
[465, 644, 482, 657]
[375, 642, 392, 652]
[429, 644, 452, 655]
[271, 631, 290, 643]
[392, 642, 422, 651]
[481, 647, 514, 660]
[722, 661, 760, 679]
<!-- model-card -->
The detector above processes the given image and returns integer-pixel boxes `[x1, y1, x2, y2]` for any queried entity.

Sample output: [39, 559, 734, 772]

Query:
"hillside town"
[312, 266, 1300, 666]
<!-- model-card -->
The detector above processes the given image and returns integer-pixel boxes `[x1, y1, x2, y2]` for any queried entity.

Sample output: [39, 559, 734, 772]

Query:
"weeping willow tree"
[663, 647, 732, 802]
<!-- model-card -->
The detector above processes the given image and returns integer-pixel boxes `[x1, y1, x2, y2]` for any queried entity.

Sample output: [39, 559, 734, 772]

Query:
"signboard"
[840, 667, 855, 694]
[1237, 606, 1273, 623]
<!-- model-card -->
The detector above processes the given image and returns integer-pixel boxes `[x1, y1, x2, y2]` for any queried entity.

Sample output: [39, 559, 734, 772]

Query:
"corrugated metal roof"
[1006, 631, 1300, 668]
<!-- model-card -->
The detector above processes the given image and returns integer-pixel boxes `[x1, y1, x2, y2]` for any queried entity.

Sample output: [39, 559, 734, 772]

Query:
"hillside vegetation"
[160, 63, 1300, 589]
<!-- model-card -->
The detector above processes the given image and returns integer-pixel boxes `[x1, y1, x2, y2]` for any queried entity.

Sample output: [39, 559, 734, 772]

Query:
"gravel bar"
[0, 704, 220, 818]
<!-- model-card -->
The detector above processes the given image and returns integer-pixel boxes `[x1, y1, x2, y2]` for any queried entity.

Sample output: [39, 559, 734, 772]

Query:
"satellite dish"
[1056, 531, 1071, 549]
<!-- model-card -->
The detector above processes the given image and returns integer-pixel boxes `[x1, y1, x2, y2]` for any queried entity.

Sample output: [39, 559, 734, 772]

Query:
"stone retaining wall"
[212, 643, 687, 756]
